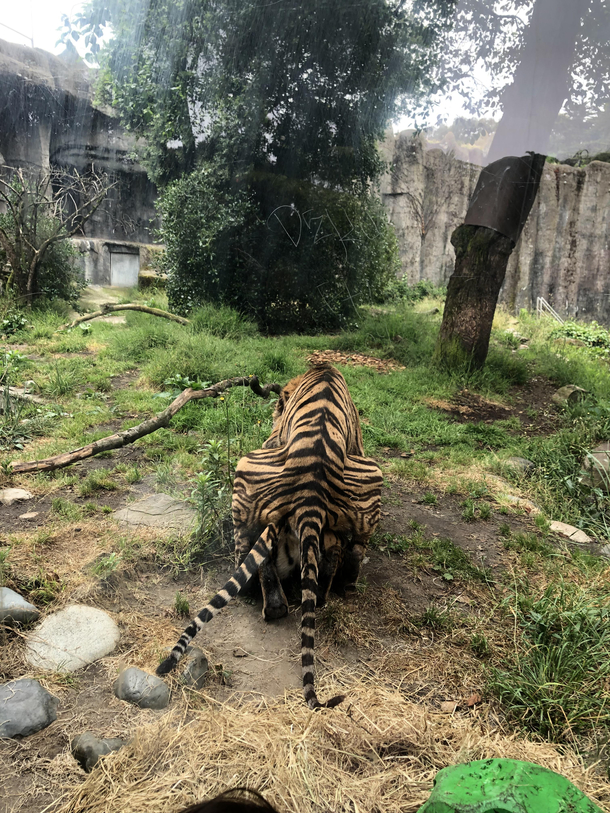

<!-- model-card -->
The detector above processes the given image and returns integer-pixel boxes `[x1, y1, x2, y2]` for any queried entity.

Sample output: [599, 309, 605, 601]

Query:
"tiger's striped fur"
[157, 364, 382, 709]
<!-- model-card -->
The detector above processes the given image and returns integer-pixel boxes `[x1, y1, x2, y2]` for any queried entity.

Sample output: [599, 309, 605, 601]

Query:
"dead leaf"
[440, 701, 458, 713]
[465, 693, 482, 707]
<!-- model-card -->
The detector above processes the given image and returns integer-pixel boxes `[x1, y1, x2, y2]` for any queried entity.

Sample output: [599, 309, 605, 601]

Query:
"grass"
[3, 290, 610, 759]
[371, 529, 492, 584]
[489, 581, 610, 742]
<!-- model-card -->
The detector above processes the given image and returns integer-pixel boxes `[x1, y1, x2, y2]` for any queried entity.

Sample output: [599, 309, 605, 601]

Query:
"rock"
[0, 587, 40, 625]
[114, 493, 196, 531]
[0, 679, 58, 738]
[26, 605, 120, 672]
[551, 385, 588, 406]
[71, 732, 125, 772]
[600, 544, 610, 559]
[18, 512, 39, 520]
[505, 457, 535, 474]
[549, 521, 592, 544]
[554, 337, 586, 347]
[180, 647, 209, 690]
[502, 495, 541, 515]
[582, 441, 610, 493]
[0, 488, 34, 506]
[114, 667, 170, 709]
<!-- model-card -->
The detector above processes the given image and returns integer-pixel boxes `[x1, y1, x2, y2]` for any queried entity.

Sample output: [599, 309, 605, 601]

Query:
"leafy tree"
[66, 0, 457, 186]
[0, 168, 114, 306]
[64, 0, 457, 330]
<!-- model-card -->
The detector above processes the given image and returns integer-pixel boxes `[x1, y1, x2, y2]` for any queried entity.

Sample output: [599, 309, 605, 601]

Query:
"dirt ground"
[0, 460, 567, 813]
[1, 359, 602, 813]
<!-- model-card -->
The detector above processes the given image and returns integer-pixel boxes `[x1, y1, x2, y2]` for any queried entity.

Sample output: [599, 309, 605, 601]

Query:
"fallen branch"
[59, 304, 190, 331]
[9, 376, 281, 474]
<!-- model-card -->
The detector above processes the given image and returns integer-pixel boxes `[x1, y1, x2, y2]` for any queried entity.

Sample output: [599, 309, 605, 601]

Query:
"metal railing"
[536, 296, 565, 324]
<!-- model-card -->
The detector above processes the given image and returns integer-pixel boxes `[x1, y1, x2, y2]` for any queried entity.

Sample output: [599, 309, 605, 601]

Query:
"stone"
[600, 545, 610, 559]
[505, 457, 535, 474]
[180, 646, 209, 690]
[114, 493, 197, 531]
[71, 732, 125, 772]
[18, 512, 39, 520]
[0, 679, 58, 738]
[551, 385, 588, 407]
[0, 587, 40, 625]
[582, 441, 610, 493]
[550, 521, 592, 544]
[502, 495, 541, 515]
[114, 667, 170, 709]
[26, 605, 120, 672]
[0, 488, 34, 506]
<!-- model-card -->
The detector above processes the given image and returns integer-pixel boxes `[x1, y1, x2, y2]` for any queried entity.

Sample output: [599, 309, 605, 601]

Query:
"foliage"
[489, 582, 610, 742]
[429, 1, 610, 124]
[550, 320, 610, 359]
[65, 0, 456, 186]
[0, 308, 28, 336]
[160, 164, 400, 332]
[0, 168, 112, 305]
[382, 278, 447, 303]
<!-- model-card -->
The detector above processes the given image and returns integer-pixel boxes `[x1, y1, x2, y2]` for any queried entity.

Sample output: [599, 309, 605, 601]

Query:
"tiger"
[156, 364, 383, 709]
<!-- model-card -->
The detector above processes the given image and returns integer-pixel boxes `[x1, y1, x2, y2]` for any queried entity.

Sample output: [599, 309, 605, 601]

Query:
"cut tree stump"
[9, 376, 280, 474]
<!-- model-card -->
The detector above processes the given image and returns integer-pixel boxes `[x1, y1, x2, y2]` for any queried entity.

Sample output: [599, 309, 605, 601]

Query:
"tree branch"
[58, 304, 191, 330]
[8, 376, 282, 474]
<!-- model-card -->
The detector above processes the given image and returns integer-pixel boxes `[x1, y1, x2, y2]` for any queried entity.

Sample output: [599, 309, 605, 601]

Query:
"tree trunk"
[436, 0, 588, 371]
[437, 226, 514, 369]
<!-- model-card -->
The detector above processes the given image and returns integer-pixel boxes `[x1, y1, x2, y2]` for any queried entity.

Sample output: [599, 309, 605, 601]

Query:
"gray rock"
[0, 488, 34, 506]
[0, 587, 40, 625]
[551, 385, 588, 407]
[549, 521, 591, 544]
[114, 493, 196, 531]
[583, 441, 610, 493]
[180, 647, 209, 690]
[505, 456, 535, 474]
[26, 605, 120, 672]
[71, 732, 125, 772]
[114, 667, 170, 709]
[601, 544, 610, 559]
[0, 679, 58, 738]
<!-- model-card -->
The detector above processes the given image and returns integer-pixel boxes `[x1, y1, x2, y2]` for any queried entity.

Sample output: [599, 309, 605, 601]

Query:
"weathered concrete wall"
[0, 38, 160, 285]
[381, 132, 610, 325]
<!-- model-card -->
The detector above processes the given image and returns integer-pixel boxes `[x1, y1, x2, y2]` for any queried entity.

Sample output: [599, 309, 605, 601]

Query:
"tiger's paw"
[156, 654, 178, 676]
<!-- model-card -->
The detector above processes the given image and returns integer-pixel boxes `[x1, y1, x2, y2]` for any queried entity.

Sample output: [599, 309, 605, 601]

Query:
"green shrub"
[159, 163, 399, 333]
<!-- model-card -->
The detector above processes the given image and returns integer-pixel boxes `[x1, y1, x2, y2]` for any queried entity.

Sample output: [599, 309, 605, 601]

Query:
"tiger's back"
[157, 365, 382, 709]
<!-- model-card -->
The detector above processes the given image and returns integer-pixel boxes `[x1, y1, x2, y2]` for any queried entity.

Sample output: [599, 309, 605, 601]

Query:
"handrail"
[536, 296, 565, 324]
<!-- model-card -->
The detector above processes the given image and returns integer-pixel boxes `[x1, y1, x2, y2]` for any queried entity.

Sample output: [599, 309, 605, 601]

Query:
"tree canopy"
[64, 0, 457, 186]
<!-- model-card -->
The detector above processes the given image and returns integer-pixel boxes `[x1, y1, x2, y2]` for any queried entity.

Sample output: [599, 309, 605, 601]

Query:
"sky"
[1, 1, 85, 55]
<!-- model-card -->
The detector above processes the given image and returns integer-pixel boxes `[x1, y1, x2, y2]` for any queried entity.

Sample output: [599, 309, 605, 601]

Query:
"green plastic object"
[417, 759, 604, 813]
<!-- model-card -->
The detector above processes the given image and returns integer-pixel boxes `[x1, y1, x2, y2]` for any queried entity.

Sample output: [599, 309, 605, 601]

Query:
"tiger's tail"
[156, 526, 276, 676]
[300, 524, 345, 711]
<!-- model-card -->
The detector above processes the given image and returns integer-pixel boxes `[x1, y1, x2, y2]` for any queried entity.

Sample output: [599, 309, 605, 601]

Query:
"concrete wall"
[0, 38, 160, 286]
[381, 132, 610, 325]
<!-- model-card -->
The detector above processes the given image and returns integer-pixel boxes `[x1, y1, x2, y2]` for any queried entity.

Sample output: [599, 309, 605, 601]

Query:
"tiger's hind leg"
[317, 530, 343, 607]
[333, 454, 382, 594]
[157, 524, 278, 676]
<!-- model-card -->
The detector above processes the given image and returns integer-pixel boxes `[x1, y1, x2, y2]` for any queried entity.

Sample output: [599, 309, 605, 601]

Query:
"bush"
[382, 278, 447, 303]
[159, 162, 399, 333]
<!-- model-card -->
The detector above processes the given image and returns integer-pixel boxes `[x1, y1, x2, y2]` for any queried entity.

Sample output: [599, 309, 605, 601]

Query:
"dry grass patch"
[54, 681, 610, 813]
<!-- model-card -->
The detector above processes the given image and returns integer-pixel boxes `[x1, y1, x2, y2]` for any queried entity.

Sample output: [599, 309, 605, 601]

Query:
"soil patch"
[306, 350, 405, 373]
[426, 376, 561, 437]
